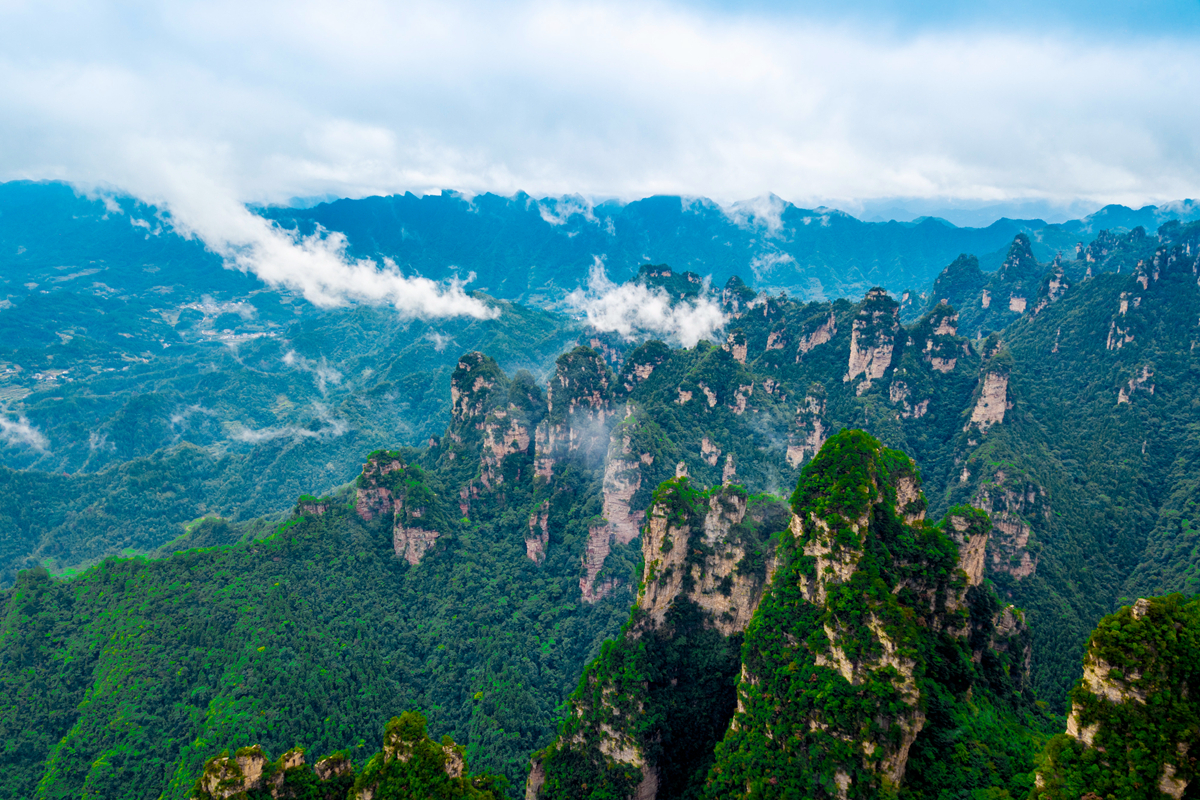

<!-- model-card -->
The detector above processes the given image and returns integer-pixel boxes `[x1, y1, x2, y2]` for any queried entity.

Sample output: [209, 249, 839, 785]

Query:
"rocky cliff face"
[845, 288, 899, 394]
[528, 480, 788, 800]
[354, 451, 444, 567]
[1033, 594, 1200, 800]
[638, 483, 781, 637]
[531, 431, 1034, 800]
[786, 391, 827, 469]
[194, 712, 499, 800]
[972, 470, 1048, 581]
[580, 412, 657, 601]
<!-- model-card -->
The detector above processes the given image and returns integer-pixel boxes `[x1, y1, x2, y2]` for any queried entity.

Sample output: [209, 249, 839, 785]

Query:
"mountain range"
[1, 180, 1199, 798]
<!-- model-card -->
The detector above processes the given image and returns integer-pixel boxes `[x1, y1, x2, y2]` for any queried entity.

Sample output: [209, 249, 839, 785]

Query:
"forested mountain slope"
[530, 431, 1047, 800]
[5, 182, 1200, 798]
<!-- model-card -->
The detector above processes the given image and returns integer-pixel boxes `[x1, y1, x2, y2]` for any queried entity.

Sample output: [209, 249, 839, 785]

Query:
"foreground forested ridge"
[3, 212, 1200, 796]
[529, 431, 1046, 800]
[1032, 594, 1200, 800]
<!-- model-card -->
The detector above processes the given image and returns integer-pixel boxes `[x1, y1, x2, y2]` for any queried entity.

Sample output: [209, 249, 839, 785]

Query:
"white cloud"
[537, 195, 599, 227]
[567, 258, 727, 347]
[0, 414, 49, 452]
[0, 0, 1197, 224]
[230, 402, 349, 443]
[724, 194, 789, 236]
[282, 350, 343, 395]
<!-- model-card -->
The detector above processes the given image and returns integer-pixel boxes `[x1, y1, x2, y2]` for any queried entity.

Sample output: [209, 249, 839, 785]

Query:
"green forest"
[2, 182, 1200, 798]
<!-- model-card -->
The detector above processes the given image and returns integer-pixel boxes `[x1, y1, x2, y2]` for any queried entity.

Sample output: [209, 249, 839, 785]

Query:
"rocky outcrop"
[708, 431, 1020, 800]
[355, 451, 444, 567]
[480, 405, 532, 489]
[1033, 594, 1200, 800]
[975, 472, 1047, 581]
[639, 485, 779, 636]
[355, 453, 405, 521]
[196, 747, 335, 800]
[618, 341, 670, 393]
[786, 391, 827, 467]
[528, 479, 787, 800]
[945, 507, 990, 588]
[724, 329, 748, 364]
[795, 312, 837, 361]
[526, 500, 550, 563]
[1117, 364, 1155, 404]
[580, 417, 654, 603]
[394, 525, 439, 566]
[844, 289, 899, 394]
[890, 380, 929, 420]
[966, 372, 1009, 432]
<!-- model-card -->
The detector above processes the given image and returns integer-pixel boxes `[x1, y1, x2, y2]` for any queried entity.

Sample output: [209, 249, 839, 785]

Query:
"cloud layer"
[0, 0, 1198, 235]
[568, 260, 727, 347]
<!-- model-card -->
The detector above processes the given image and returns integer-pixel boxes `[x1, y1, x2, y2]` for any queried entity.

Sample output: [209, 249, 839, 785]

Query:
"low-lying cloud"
[230, 403, 349, 444]
[0, 414, 49, 452]
[568, 260, 727, 347]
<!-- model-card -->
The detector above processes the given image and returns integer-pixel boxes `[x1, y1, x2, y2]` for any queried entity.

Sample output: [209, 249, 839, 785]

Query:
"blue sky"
[1, 0, 1198, 230]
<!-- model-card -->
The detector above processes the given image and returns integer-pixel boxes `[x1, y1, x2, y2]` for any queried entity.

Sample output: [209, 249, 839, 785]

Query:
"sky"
[1, 0, 1199, 314]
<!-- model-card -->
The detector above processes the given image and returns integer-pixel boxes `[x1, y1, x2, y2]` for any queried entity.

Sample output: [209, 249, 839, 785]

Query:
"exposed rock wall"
[579, 419, 654, 603]
[844, 288, 899, 394]
[786, 392, 827, 468]
[966, 372, 1009, 432]
[974, 472, 1048, 581]
[639, 486, 775, 636]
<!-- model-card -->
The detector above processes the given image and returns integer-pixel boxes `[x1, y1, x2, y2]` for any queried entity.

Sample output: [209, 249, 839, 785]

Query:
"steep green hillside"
[530, 431, 1051, 800]
[1032, 594, 1200, 800]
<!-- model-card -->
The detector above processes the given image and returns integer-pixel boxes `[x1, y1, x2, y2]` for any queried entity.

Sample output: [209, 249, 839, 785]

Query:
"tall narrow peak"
[705, 430, 1036, 800]
[535, 345, 616, 478]
[844, 288, 900, 395]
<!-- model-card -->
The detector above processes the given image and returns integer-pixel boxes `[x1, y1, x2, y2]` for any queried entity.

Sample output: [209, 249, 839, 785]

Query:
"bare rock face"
[525, 500, 550, 564]
[966, 372, 1009, 432]
[1034, 595, 1200, 800]
[1032, 256, 1070, 316]
[639, 485, 777, 636]
[710, 432, 1016, 800]
[480, 405, 532, 489]
[946, 509, 989, 588]
[579, 420, 652, 603]
[724, 329, 748, 364]
[721, 275, 757, 318]
[786, 392, 827, 468]
[355, 450, 443, 567]
[450, 352, 502, 423]
[795, 311, 837, 361]
[923, 304, 962, 373]
[356, 453, 406, 521]
[844, 288, 900, 394]
[973, 471, 1048, 581]
[197, 746, 309, 800]
[619, 341, 670, 393]
[1117, 364, 1155, 404]
[394, 525, 439, 566]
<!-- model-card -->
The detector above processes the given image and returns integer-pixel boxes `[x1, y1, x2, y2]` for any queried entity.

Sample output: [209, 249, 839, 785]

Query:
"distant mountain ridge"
[3, 180, 1196, 309]
[262, 191, 1200, 303]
